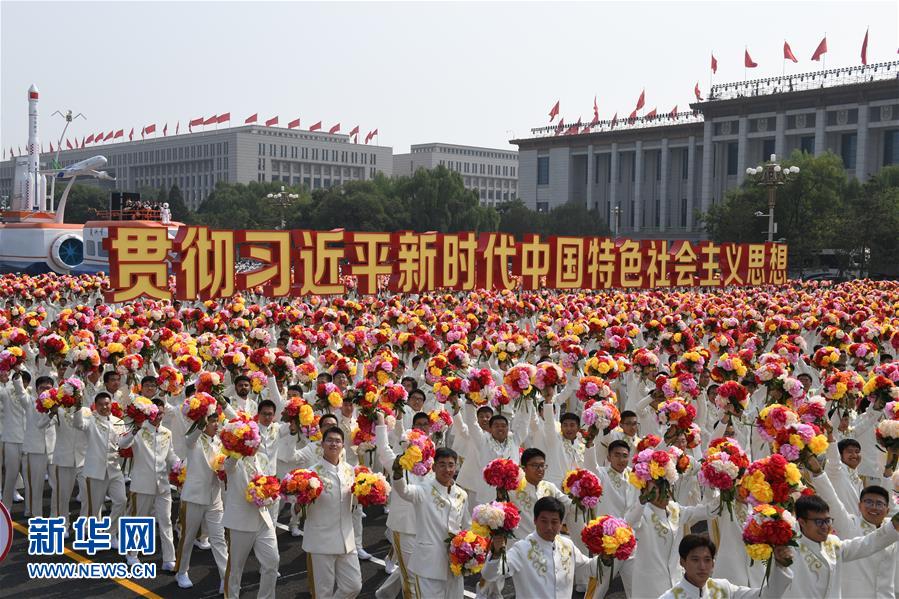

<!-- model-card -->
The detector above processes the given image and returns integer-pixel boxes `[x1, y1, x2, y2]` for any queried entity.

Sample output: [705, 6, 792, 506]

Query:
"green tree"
[844, 166, 899, 277]
[544, 202, 611, 236]
[497, 200, 546, 237]
[394, 166, 497, 233]
[307, 179, 405, 231]
[167, 185, 191, 223]
[195, 181, 309, 229]
[52, 183, 107, 223]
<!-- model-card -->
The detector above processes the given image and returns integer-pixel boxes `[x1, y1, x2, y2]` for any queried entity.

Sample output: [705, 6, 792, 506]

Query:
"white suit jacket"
[180, 428, 222, 506]
[73, 410, 127, 480]
[119, 422, 178, 495]
[221, 454, 273, 532]
[39, 408, 88, 468]
[302, 458, 356, 555]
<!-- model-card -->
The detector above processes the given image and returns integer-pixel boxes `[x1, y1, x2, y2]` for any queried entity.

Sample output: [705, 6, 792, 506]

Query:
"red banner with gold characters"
[103, 227, 788, 302]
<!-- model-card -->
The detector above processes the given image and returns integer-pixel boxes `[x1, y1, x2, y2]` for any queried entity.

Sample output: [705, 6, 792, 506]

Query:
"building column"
[774, 112, 786, 160]
[686, 136, 696, 232]
[736, 115, 748, 186]
[700, 119, 713, 215]
[633, 141, 643, 232]
[586, 144, 594, 209]
[814, 107, 826, 155]
[659, 138, 669, 232]
[609, 143, 619, 229]
[856, 103, 869, 181]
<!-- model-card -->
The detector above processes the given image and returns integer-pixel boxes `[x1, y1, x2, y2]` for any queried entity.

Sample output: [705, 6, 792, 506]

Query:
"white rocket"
[13, 84, 48, 212]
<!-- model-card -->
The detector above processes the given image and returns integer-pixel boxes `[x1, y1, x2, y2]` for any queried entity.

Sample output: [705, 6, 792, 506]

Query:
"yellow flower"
[376, 371, 390, 385]
[328, 391, 343, 408]
[398, 446, 423, 471]
[472, 522, 490, 538]
[299, 404, 314, 426]
[745, 544, 773, 561]
[628, 471, 645, 489]
[784, 463, 802, 485]
[759, 505, 777, 517]
[789, 434, 805, 450]
[602, 535, 621, 554]
[649, 461, 666, 479]
[673, 333, 682, 343]
[809, 435, 828, 455]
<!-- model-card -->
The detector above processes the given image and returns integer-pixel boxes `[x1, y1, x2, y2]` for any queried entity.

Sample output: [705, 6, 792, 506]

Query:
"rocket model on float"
[11, 84, 48, 212]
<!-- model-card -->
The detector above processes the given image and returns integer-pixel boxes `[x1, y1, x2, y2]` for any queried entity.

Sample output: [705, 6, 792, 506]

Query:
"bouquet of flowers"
[156, 366, 184, 396]
[792, 395, 828, 427]
[471, 501, 520, 573]
[742, 504, 797, 588]
[737, 454, 804, 509]
[315, 382, 344, 413]
[631, 348, 659, 378]
[36, 388, 62, 414]
[116, 354, 144, 382]
[246, 474, 281, 507]
[847, 341, 878, 370]
[444, 343, 470, 374]
[562, 468, 603, 522]
[575, 376, 617, 404]
[581, 515, 636, 584]
[461, 368, 495, 406]
[428, 409, 454, 444]
[483, 458, 526, 501]
[584, 353, 620, 379]
[125, 396, 160, 427]
[280, 468, 323, 518]
[822, 370, 865, 416]
[100, 341, 126, 365]
[710, 353, 749, 383]
[181, 391, 220, 433]
[56, 377, 84, 409]
[757, 404, 828, 466]
[169, 460, 187, 488]
[271, 353, 295, 383]
[715, 381, 749, 416]
[295, 361, 318, 391]
[367, 350, 401, 385]
[581, 399, 621, 441]
[559, 340, 588, 373]
[812, 346, 841, 370]
[433, 376, 463, 404]
[628, 448, 679, 502]
[248, 348, 276, 372]
[698, 437, 750, 520]
[875, 401, 899, 472]
[196, 371, 225, 398]
[502, 363, 537, 410]
[222, 350, 247, 378]
[767, 375, 806, 405]
[657, 398, 697, 432]
[175, 354, 203, 376]
[38, 333, 69, 367]
[447, 530, 490, 577]
[533, 361, 566, 392]
[398, 429, 436, 478]
[0, 346, 25, 372]
[351, 466, 391, 506]
[220, 415, 262, 458]
[68, 344, 101, 373]
[753, 361, 786, 388]
[378, 382, 408, 416]
[673, 350, 707, 376]
[863, 375, 899, 408]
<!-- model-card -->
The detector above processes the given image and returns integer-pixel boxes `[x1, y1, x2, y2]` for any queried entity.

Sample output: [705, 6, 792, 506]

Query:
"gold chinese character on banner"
[347, 232, 393, 295]
[585, 238, 616, 289]
[292, 230, 345, 296]
[391, 232, 437, 293]
[642, 240, 671, 288]
[547, 237, 584, 289]
[722, 244, 746, 286]
[477, 233, 516, 291]
[768, 243, 787, 284]
[105, 227, 173, 302]
[671, 241, 698, 286]
[618, 240, 644, 288]
[174, 226, 235, 300]
[235, 231, 291, 296]
[517, 235, 550, 290]
[747, 243, 767, 285]
[697, 243, 721, 287]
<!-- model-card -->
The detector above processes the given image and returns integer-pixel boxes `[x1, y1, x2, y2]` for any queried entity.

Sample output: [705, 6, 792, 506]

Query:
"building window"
[800, 136, 815, 155]
[682, 148, 689, 179]
[681, 198, 688, 227]
[655, 197, 661, 227]
[841, 133, 857, 169]
[656, 151, 661, 180]
[631, 154, 635, 182]
[762, 139, 775, 162]
[726, 142, 738, 176]
[536, 201, 549, 213]
[884, 130, 899, 166]
[537, 157, 550, 185]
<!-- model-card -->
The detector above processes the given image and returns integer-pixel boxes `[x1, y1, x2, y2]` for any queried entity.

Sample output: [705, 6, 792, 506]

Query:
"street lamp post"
[746, 154, 799, 242]
[49, 109, 85, 208]
[266, 185, 298, 230]
[611, 204, 622, 237]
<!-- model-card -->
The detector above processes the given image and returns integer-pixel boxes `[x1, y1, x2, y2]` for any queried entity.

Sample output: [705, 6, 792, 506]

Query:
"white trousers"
[176, 500, 228, 580]
[130, 490, 175, 562]
[375, 530, 415, 599]
[86, 471, 127, 532]
[24, 453, 50, 517]
[308, 552, 362, 599]
[412, 574, 463, 599]
[50, 464, 84, 524]
[224, 524, 279, 599]
[2, 442, 23, 509]
[353, 504, 363, 549]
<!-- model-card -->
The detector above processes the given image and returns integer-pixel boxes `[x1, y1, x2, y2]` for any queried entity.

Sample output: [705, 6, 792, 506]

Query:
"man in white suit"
[22, 374, 56, 518]
[38, 399, 88, 532]
[118, 400, 179, 570]
[73, 391, 127, 543]
[393, 445, 470, 599]
[303, 426, 362, 599]
[1, 369, 28, 510]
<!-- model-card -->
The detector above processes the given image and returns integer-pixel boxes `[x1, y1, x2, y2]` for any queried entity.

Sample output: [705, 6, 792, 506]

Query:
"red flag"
[811, 36, 827, 61]
[265, 116, 278, 127]
[176, 121, 180, 135]
[610, 112, 618, 128]
[328, 123, 341, 134]
[245, 113, 258, 124]
[105, 130, 114, 141]
[668, 106, 678, 119]
[744, 49, 758, 68]
[114, 129, 124, 139]
[80, 137, 84, 148]
[564, 123, 580, 136]
[694, 82, 703, 101]
[85, 134, 95, 144]
[548, 100, 560, 122]
[141, 127, 145, 140]
[163, 123, 168, 136]
[784, 41, 798, 63]
[371, 128, 378, 137]
[49, 142, 54, 153]
[128, 128, 134, 141]
[590, 97, 599, 126]
[349, 125, 359, 137]
[309, 121, 322, 131]
[66, 139, 73, 150]
[203, 115, 218, 126]
[861, 28, 869, 65]
[628, 110, 637, 121]
[95, 131, 104, 143]
[288, 118, 300, 129]
[364, 130, 373, 144]
[145, 124, 156, 134]
[711, 53, 718, 73]
[217, 113, 230, 124]
[635, 89, 645, 111]
[553, 119, 565, 136]
[646, 108, 657, 119]
[189, 117, 203, 132]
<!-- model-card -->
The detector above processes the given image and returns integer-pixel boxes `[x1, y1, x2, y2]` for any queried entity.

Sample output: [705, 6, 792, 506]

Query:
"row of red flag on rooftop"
[547, 28, 893, 134]
[4, 114, 379, 159]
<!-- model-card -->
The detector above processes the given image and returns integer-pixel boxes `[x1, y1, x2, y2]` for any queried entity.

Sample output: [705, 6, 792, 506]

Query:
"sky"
[1, 0, 896, 155]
